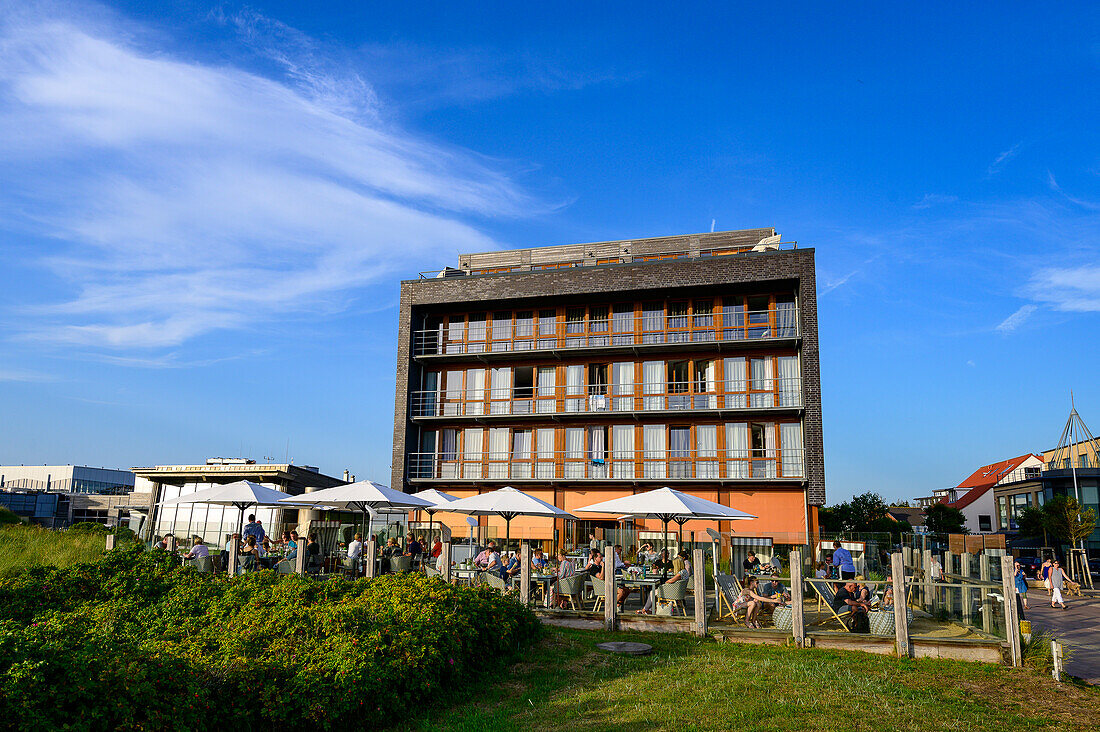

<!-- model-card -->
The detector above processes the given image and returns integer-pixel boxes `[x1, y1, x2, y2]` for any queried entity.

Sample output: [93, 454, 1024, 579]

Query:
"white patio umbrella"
[575, 487, 756, 551]
[435, 486, 574, 548]
[411, 489, 459, 544]
[160, 480, 292, 536]
[279, 480, 433, 539]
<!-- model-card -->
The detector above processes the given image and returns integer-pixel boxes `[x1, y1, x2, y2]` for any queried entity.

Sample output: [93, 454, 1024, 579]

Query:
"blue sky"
[1, 1, 1098, 503]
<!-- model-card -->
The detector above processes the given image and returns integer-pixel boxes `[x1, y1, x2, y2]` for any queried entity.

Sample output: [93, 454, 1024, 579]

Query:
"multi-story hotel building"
[391, 228, 824, 547]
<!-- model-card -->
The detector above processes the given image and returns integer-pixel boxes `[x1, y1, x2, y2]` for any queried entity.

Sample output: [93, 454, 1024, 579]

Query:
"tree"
[1015, 505, 1050, 545]
[1045, 496, 1097, 548]
[925, 503, 968, 535]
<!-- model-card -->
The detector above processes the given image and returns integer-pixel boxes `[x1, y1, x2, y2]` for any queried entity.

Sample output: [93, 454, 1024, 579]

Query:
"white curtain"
[750, 358, 774, 408]
[440, 429, 458, 478]
[777, 356, 800, 407]
[762, 422, 777, 478]
[643, 424, 667, 479]
[589, 426, 607, 478]
[486, 428, 508, 478]
[725, 423, 748, 478]
[463, 428, 483, 479]
[695, 360, 716, 409]
[613, 305, 634, 345]
[490, 367, 512, 414]
[565, 427, 585, 478]
[776, 298, 797, 337]
[612, 362, 634, 412]
[612, 424, 634, 478]
[512, 429, 532, 479]
[466, 368, 486, 415]
[723, 358, 746, 409]
[537, 367, 557, 413]
[536, 428, 555, 479]
[780, 422, 804, 477]
[565, 365, 584, 412]
[643, 361, 663, 410]
[446, 320, 464, 353]
[697, 425, 718, 479]
[443, 370, 463, 415]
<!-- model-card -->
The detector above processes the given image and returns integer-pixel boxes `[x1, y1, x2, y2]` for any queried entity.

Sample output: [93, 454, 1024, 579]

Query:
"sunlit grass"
[0, 522, 112, 577]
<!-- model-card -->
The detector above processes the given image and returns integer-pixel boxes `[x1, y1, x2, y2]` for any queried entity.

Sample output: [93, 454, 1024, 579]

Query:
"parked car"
[1089, 557, 1100, 577]
[1015, 556, 1043, 578]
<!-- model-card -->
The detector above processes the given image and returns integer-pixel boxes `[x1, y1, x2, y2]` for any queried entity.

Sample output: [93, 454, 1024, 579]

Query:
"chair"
[807, 579, 852, 631]
[482, 571, 507, 593]
[390, 556, 413, 574]
[274, 559, 296, 575]
[655, 579, 688, 616]
[193, 556, 214, 574]
[237, 554, 256, 574]
[590, 577, 606, 612]
[424, 563, 441, 579]
[554, 574, 587, 610]
[715, 573, 747, 625]
[341, 557, 359, 578]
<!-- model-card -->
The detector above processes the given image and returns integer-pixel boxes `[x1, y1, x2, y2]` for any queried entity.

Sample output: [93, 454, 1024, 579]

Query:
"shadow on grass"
[401, 626, 699, 731]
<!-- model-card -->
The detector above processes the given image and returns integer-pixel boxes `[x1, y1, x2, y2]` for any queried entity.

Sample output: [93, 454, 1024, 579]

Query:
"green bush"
[0, 507, 22, 526]
[0, 549, 540, 729]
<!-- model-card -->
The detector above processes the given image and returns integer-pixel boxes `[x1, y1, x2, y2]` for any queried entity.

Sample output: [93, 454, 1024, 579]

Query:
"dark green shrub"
[0, 550, 540, 729]
[0, 507, 22, 526]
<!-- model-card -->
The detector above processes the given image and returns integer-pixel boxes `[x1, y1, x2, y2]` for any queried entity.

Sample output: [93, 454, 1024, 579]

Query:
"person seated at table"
[761, 571, 789, 601]
[430, 537, 443, 560]
[637, 543, 655, 564]
[549, 551, 576, 608]
[832, 581, 871, 627]
[473, 541, 498, 569]
[650, 549, 673, 581]
[881, 583, 895, 612]
[286, 531, 299, 560]
[853, 576, 873, 605]
[183, 537, 209, 561]
[347, 532, 363, 562]
[305, 534, 322, 569]
[743, 551, 763, 576]
[582, 548, 605, 581]
[531, 548, 551, 573]
[626, 544, 639, 564]
[484, 544, 505, 579]
[504, 551, 521, 583]
[613, 544, 627, 573]
[815, 561, 828, 580]
[736, 576, 784, 628]
[637, 551, 692, 615]
[404, 533, 422, 560]
[238, 535, 259, 570]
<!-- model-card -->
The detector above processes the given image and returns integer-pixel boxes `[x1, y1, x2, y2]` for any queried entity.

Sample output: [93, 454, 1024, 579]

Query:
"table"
[532, 573, 557, 607]
[619, 575, 662, 610]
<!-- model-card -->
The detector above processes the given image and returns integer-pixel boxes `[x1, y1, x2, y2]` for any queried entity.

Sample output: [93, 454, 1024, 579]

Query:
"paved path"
[1026, 592, 1100, 684]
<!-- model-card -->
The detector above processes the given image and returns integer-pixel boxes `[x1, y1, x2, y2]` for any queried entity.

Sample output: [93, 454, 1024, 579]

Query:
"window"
[611, 362, 635, 411]
[535, 428, 556, 479]
[777, 356, 800, 407]
[565, 307, 586, 346]
[612, 304, 634, 345]
[565, 427, 585, 479]
[978, 515, 992, 533]
[747, 296, 770, 338]
[668, 301, 689, 341]
[537, 309, 557, 348]
[491, 312, 512, 351]
[723, 357, 746, 409]
[750, 422, 776, 478]
[668, 361, 689, 410]
[588, 364, 608, 396]
[462, 428, 483, 479]
[512, 430, 532, 479]
[776, 296, 797, 337]
[694, 360, 716, 408]
[612, 424, 635, 478]
[536, 367, 556, 413]
[750, 358, 775, 408]
[514, 366, 533, 399]
[588, 426, 608, 478]
[467, 313, 487, 352]
[692, 299, 714, 341]
[722, 297, 745, 340]
[642, 302, 664, 343]
[565, 365, 585, 412]
[466, 368, 486, 415]
[669, 426, 691, 478]
[515, 311, 534, 347]
[490, 367, 512, 415]
[697, 425, 719, 478]
[643, 424, 667, 479]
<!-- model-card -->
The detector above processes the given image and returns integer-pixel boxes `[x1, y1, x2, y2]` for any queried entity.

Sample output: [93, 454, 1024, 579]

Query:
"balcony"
[412, 309, 799, 359]
[407, 448, 805, 483]
[409, 378, 802, 420]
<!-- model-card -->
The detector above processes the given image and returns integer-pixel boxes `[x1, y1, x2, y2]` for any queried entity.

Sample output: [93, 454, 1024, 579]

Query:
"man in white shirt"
[347, 533, 364, 561]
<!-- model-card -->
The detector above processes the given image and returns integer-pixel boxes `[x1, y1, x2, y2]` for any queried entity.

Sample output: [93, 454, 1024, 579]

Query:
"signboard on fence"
[948, 534, 1006, 554]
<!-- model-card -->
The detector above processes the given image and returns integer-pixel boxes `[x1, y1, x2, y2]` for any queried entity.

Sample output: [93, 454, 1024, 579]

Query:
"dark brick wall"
[390, 248, 825, 506]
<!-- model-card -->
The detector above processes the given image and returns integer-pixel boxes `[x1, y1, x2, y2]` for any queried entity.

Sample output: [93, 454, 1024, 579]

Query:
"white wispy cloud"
[0, 6, 545, 351]
[1047, 171, 1100, 211]
[995, 304, 1038, 333]
[986, 142, 1021, 177]
[912, 193, 958, 210]
[1025, 266, 1100, 312]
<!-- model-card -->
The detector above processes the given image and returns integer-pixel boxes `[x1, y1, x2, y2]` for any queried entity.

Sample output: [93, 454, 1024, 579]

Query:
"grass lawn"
[0, 522, 119, 576]
[408, 626, 1100, 731]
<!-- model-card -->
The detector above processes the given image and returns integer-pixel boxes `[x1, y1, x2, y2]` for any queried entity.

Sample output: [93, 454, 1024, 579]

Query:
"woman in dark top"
[239, 535, 259, 571]
[651, 549, 673, 581]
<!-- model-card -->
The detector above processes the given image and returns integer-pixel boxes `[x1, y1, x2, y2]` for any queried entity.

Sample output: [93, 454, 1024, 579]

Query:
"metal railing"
[407, 448, 805, 481]
[411, 378, 803, 418]
[412, 308, 800, 356]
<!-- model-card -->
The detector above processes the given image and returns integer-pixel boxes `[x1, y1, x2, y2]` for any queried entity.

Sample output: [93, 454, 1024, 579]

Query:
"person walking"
[1049, 560, 1069, 610]
[1013, 561, 1030, 611]
[1040, 557, 1053, 597]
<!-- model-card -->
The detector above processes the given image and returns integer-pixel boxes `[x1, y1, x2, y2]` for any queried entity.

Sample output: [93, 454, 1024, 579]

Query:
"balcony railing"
[407, 448, 805, 482]
[410, 378, 802, 418]
[412, 308, 799, 357]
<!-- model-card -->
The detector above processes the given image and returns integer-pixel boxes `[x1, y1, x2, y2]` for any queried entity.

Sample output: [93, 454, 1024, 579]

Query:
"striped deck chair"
[715, 573, 748, 626]
[807, 579, 852, 631]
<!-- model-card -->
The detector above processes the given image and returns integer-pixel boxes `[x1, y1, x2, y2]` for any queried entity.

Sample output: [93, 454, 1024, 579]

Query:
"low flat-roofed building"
[0, 464, 135, 495]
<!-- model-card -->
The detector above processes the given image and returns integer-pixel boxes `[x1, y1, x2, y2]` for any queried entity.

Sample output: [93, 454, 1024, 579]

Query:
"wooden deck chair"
[715, 573, 747, 625]
[590, 577, 606, 612]
[806, 579, 852, 631]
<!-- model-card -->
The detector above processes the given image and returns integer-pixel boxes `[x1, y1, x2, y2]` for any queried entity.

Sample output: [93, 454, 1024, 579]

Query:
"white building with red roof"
[940, 454, 1044, 533]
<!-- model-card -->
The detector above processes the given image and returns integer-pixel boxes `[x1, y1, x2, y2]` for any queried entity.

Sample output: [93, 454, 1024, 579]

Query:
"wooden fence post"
[294, 542, 306, 574]
[1000, 555, 1022, 667]
[105, 534, 116, 551]
[944, 550, 955, 616]
[441, 542, 452, 584]
[961, 552, 974, 625]
[979, 554, 993, 634]
[922, 549, 935, 614]
[789, 549, 804, 646]
[227, 536, 240, 576]
[892, 552, 910, 657]
[603, 545, 617, 631]
[520, 544, 532, 605]
[364, 540, 377, 578]
[693, 548, 707, 637]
